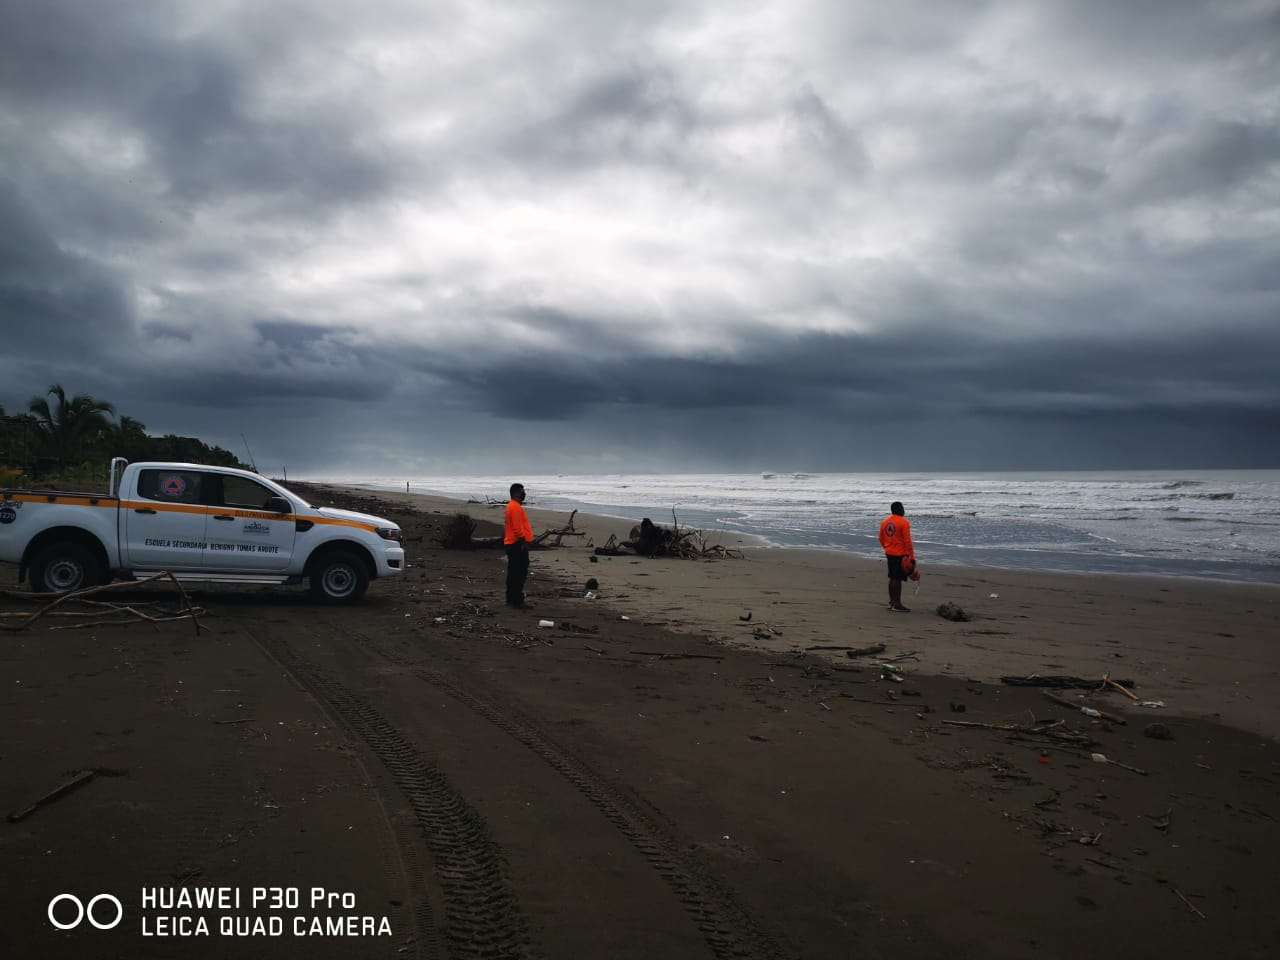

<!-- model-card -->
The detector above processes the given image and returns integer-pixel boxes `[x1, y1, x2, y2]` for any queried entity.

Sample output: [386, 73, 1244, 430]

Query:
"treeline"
[0, 384, 246, 486]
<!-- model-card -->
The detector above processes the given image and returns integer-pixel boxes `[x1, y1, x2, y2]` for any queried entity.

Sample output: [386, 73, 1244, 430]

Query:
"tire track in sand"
[248, 628, 536, 960]
[341, 626, 789, 960]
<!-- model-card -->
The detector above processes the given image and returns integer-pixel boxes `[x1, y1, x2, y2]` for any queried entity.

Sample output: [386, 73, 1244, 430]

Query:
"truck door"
[125, 469, 209, 570]
[204, 474, 295, 571]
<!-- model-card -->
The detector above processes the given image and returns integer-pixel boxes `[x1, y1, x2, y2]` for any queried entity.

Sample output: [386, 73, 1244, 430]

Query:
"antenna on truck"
[241, 433, 259, 473]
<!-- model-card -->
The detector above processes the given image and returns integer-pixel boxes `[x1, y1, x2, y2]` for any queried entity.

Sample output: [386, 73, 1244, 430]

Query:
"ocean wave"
[1162, 480, 1205, 489]
[1139, 492, 1235, 502]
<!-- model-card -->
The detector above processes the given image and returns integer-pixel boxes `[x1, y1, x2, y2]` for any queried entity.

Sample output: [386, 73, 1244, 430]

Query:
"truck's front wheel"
[30, 542, 105, 594]
[308, 550, 370, 604]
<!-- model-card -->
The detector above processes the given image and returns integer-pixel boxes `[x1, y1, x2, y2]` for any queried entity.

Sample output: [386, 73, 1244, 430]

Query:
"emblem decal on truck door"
[243, 520, 271, 536]
[0, 503, 17, 524]
[160, 475, 187, 497]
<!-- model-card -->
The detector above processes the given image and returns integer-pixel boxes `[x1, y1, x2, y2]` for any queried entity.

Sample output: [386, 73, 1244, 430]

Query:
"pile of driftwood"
[438, 510, 586, 551]
[0, 572, 204, 636]
[595, 512, 743, 560]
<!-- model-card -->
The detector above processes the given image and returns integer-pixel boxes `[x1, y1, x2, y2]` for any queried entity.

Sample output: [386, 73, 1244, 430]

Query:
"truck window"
[137, 470, 204, 505]
[219, 475, 278, 510]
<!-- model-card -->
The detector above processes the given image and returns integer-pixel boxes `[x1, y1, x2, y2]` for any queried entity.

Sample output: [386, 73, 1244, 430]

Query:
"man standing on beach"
[504, 483, 534, 608]
[879, 501, 915, 613]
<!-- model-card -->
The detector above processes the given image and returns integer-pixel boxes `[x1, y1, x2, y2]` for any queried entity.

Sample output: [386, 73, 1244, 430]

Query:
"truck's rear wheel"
[30, 542, 105, 594]
[308, 550, 370, 604]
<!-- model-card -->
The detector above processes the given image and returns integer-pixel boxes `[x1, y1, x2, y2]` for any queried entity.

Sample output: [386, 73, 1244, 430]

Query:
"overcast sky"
[2, 0, 1278, 475]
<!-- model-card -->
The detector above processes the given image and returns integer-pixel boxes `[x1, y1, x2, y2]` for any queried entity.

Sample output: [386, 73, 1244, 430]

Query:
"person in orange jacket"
[504, 482, 535, 607]
[878, 501, 917, 613]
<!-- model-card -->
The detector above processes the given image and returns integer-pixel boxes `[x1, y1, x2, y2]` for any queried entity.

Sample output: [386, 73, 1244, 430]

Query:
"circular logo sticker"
[160, 475, 187, 497]
[0, 505, 16, 525]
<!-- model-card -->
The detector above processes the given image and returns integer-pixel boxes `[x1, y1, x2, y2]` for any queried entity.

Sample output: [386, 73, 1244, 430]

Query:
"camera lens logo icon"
[48, 894, 123, 930]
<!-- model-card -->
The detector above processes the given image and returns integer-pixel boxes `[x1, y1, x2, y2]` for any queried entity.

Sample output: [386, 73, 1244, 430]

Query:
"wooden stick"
[1103, 675, 1140, 701]
[1, 572, 202, 636]
[1042, 690, 1127, 725]
[805, 643, 883, 653]
[7, 769, 97, 823]
[0, 572, 171, 632]
[48, 610, 206, 631]
[1174, 888, 1206, 920]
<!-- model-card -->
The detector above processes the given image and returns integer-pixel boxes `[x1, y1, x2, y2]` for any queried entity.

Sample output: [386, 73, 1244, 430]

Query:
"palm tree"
[114, 414, 151, 460]
[28, 384, 116, 468]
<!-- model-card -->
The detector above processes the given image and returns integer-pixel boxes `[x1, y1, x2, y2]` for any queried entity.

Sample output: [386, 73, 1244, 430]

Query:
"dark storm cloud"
[1, 0, 1278, 471]
[0, 180, 131, 352]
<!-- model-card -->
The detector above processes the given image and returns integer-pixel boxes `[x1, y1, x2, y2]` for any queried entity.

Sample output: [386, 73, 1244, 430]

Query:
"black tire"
[30, 541, 105, 594]
[308, 549, 370, 604]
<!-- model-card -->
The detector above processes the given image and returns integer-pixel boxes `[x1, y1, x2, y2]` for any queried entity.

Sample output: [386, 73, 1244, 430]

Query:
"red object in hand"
[1038, 754, 1051, 764]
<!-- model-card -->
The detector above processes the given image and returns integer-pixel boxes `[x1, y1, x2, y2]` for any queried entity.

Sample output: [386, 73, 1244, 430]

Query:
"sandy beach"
[3, 482, 1277, 959]
[351, 485, 1280, 738]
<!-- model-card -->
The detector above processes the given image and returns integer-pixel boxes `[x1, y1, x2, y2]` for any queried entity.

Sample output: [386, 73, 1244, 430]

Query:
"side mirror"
[266, 495, 291, 514]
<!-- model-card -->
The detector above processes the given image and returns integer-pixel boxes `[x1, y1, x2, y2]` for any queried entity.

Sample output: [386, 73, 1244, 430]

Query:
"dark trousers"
[505, 543, 529, 606]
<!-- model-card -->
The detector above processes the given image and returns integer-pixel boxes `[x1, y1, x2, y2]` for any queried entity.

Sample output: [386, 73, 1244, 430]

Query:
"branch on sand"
[0, 572, 203, 636]
[531, 510, 586, 549]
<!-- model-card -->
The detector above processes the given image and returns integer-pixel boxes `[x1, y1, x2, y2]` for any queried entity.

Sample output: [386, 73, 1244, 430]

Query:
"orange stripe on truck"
[3, 493, 376, 533]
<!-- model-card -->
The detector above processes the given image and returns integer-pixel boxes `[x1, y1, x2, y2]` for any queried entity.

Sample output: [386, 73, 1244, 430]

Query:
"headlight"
[376, 527, 402, 542]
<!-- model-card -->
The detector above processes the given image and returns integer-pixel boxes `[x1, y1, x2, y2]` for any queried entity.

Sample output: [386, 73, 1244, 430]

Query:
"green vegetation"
[0, 384, 246, 488]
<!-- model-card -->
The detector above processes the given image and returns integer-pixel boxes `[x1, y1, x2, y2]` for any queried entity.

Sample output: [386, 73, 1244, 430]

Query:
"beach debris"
[584, 578, 599, 591]
[532, 510, 586, 549]
[437, 513, 497, 549]
[943, 718, 1097, 747]
[0, 571, 203, 636]
[1088, 752, 1149, 776]
[1042, 691, 1127, 725]
[537, 619, 555, 628]
[1173, 888, 1206, 920]
[620, 615, 630, 621]
[589, 555, 599, 563]
[584, 591, 598, 600]
[801, 642, 884, 656]
[739, 611, 752, 621]
[433, 617, 446, 624]
[936, 602, 970, 622]
[949, 702, 967, 713]
[7, 769, 98, 823]
[1001, 674, 1137, 691]
[629, 649, 724, 662]
[1103, 675, 1140, 701]
[879, 665, 905, 683]
[1143, 722, 1174, 741]
[214, 718, 256, 725]
[593, 513, 744, 560]
[989, 593, 999, 599]
[1138, 700, 1166, 709]
[881, 650, 921, 663]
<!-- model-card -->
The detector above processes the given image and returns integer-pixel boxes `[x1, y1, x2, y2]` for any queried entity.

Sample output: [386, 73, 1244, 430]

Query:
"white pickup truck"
[0, 459, 404, 603]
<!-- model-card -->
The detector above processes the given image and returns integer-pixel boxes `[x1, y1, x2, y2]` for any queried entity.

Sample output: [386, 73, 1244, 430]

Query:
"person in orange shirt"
[878, 501, 916, 613]
[504, 482, 535, 607]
